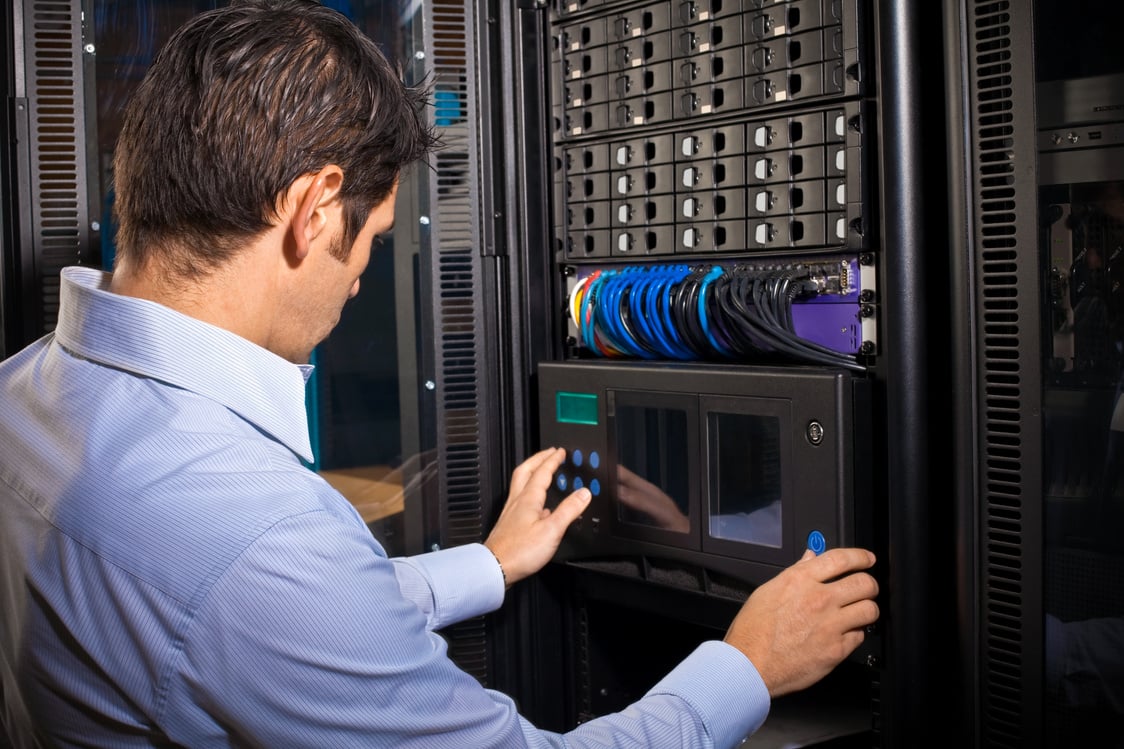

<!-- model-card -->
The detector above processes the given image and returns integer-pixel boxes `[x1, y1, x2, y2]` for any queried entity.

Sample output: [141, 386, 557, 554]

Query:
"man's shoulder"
[51, 406, 343, 599]
[1, 332, 352, 605]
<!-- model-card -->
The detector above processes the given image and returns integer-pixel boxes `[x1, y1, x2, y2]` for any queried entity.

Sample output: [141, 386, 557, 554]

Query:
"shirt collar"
[54, 266, 315, 463]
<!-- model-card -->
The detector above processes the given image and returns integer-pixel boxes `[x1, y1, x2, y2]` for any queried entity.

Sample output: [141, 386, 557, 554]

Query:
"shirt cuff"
[645, 640, 770, 747]
[393, 543, 505, 629]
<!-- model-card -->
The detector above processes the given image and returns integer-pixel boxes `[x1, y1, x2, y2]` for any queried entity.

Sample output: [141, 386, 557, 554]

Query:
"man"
[0, 1, 880, 746]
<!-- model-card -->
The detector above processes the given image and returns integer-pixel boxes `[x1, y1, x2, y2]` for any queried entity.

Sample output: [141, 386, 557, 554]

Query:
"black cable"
[710, 273, 761, 357]
[759, 270, 865, 368]
[727, 271, 793, 357]
[616, 284, 659, 358]
[736, 271, 858, 369]
[674, 269, 712, 357]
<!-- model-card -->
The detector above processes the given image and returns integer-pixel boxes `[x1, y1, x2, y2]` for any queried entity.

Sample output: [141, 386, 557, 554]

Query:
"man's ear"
[290, 165, 344, 260]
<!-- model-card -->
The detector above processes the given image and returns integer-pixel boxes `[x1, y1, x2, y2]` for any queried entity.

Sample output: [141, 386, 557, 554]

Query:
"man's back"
[0, 268, 532, 748]
[0, 268, 364, 744]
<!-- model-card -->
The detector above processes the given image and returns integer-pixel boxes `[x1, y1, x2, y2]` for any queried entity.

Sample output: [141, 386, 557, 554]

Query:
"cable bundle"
[568, 264, 866, 371]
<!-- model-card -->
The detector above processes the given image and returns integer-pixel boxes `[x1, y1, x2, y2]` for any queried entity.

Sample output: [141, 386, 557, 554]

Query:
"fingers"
[798, 547, 876, 582]
[485, 447, 584, 588]
[508, 447, 565, 500]
[813, 552, 880, 646]
[834, 566, 880, 603]
[549, 487, 592, 529]
[839, 597, 881, 634]
[808, 549, 880, 622]
[837, 628, 868, 662]
[723, 546, 880, 698]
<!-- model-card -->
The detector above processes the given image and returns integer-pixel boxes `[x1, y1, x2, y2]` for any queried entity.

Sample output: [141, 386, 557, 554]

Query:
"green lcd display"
[556, 391, 599, 425]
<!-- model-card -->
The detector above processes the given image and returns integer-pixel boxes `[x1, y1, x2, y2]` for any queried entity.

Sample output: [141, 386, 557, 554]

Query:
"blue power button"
[807, 530, 827, 555]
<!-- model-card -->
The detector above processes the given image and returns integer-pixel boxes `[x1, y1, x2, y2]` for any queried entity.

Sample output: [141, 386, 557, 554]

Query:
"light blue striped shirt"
[0, 266, 769, 747]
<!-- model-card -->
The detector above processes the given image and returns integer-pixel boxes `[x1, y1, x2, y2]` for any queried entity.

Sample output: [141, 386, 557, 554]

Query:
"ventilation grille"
[969, 2, 1028, 746]
[28, 1, 90, 333]
[429, 0, 484, 548]
[576, 605, 593, 722]
[442, 617, 490, 681]
[425, 0, 490, 685]
[437, 248, 484, 543]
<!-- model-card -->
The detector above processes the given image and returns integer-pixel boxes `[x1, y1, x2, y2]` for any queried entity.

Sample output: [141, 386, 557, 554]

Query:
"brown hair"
[111, 0, 437, 276]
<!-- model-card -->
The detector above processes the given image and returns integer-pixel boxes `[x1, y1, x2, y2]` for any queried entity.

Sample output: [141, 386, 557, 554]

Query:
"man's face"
[280, 185, 398, 363]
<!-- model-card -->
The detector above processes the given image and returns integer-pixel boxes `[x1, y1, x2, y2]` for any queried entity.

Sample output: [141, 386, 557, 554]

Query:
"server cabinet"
[945, 1, 1124, 747]
[495, 1, 953, 745]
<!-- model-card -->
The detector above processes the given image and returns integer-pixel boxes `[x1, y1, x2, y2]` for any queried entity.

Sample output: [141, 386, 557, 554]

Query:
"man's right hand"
[723, 547, 879, 698]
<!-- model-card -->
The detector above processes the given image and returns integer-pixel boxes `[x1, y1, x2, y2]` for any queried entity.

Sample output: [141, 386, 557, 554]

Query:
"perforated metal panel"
[11, 0, 96, 344]
[960, 1, 1044, 745]
[434, 245, 487, 539]
[420, 0, 500, 686]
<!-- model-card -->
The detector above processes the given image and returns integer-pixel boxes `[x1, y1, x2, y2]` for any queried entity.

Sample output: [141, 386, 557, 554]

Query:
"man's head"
[111, 0, 436, 279]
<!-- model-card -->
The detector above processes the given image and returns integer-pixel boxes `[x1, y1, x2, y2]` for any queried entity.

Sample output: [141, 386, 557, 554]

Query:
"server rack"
[946, 1, 1124, 747]
[494, 0, 952, 745]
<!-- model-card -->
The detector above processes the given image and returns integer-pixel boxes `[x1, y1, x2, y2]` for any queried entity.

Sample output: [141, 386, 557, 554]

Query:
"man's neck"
[109, 254, 274, 350]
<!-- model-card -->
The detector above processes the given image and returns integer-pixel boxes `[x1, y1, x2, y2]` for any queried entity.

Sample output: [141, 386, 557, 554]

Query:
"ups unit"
[539, 360, 871, 585]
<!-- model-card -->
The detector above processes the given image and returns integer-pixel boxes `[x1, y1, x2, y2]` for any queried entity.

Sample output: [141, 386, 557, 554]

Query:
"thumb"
[800, 548, 816, 562]
[549, 488, 591, 529]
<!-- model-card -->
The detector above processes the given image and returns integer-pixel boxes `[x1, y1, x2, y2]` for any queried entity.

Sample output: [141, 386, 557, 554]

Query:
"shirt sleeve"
[165, 510, 769, 748]
[517, 640, 770, 749]
[391, 543, 505, 630]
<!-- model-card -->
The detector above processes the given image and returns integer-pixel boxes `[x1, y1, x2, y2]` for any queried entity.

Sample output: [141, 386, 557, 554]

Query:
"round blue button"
[556, 474, 568, 492]
[807, 530, 827, 555]
[573, 476, 584, 490]
[589, 451, 600, 469]
[590, 478, 601, 496]
[573, 449, 583, 467]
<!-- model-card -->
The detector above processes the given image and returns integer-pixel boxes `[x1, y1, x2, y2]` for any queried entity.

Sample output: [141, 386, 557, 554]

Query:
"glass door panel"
[91, 1, 435, 556]
[1035, 2, 1124, 742]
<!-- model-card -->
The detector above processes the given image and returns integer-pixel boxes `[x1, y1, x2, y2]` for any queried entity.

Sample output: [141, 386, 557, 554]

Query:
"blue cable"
[641, 267, 679, 358]
[699, 266, 736, 358]
[599, 271, 639, 357]
[656, 266, 695, 360]
[613, 269, 657, 359]
[629, 267, 664, 356]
